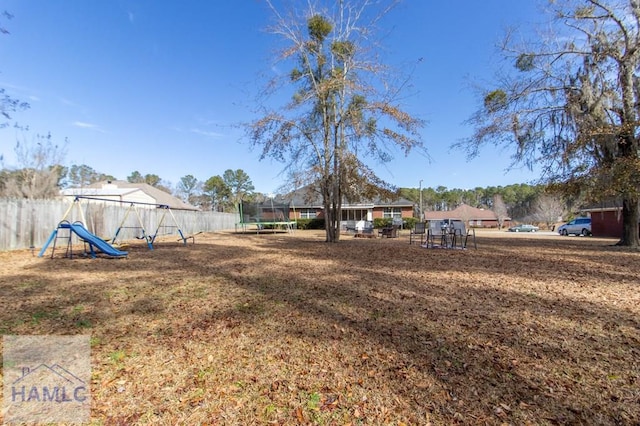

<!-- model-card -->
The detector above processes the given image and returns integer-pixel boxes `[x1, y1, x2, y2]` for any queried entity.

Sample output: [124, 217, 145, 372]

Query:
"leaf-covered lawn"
[1, 230, 638, 425]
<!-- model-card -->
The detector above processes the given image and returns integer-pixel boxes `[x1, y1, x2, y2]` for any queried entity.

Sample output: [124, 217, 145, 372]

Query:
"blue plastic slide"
[69, 223, 128, 258]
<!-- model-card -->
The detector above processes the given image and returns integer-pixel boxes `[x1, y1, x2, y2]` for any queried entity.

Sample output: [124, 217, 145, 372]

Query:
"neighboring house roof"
[274, 188, 322, 208]
[423, 203, 506, 221]
[372, 197, 414, 208]
[61, 187, 139, 197]
[64, 180, 198, 211]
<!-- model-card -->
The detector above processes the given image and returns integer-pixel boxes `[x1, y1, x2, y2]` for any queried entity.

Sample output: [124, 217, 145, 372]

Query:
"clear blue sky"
[0, 0, 545, 194]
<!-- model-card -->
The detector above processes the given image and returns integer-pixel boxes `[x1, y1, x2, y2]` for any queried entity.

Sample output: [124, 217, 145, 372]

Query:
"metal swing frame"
[111, 202, 153, 249]
[149, 205, 188, 246]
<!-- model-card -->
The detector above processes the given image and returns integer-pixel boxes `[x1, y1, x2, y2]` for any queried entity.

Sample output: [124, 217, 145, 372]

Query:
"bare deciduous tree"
[248, 0, 425, 242]
[492, 194, 509, 229]
[2, 130, 66, 199]
[532, 194, 565, 230]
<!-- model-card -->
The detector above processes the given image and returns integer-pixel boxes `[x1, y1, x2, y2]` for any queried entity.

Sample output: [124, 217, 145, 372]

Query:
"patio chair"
[426, 221, 449, 248]
[355, 220, 375, 236]
[409, 221, 426, 245]
[342, 220, 357, 234]
[379, 225, 397, 238]
[451, 221, 477, 249]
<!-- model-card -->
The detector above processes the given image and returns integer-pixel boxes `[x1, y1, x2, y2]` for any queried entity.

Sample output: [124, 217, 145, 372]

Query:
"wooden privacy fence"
[0, 198, 239, 251]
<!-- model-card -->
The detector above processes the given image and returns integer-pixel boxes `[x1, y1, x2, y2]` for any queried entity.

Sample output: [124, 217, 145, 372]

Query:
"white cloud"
[128, 11, 134, 23]
[73, 121, 96, 128]
[72, 121, 106, 133]
[190, 128, 224, 138]
[60, 97, 77, 107]
[196, 117, 220, 126]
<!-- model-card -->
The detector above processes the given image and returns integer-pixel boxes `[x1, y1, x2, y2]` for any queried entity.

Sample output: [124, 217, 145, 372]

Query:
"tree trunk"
[322, 180, 339, 243]
[618, 196, 640, 247]
[324, 189, 342, 243]
[324, 200, 338, 243]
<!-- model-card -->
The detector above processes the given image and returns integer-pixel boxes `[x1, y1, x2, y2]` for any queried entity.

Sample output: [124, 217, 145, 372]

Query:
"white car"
[558, 217, 592, 236]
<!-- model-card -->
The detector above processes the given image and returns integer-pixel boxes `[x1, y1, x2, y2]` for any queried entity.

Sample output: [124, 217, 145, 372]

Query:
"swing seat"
[177, 231, 202, 244]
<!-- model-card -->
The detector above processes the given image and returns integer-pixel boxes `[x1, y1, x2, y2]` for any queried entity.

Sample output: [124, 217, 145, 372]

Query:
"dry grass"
[1, 229, 639, 425]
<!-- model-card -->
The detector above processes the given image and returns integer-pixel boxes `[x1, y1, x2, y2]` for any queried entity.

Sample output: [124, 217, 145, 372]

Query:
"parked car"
[557, 217, 592, 236]
[508, 224, 539, 232]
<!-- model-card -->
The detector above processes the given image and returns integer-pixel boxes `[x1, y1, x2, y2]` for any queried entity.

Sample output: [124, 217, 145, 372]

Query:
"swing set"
[110, 200, 190, 249]
[39, 196, 194, 257]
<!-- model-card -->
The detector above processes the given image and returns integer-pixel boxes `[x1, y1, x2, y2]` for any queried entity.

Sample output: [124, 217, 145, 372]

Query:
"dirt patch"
[0, 230, 638, 424]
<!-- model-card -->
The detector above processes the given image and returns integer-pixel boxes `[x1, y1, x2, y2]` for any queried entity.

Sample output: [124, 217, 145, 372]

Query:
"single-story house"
[61, 181, 198, 211]
[422, 203, 510, 228]
[274, 187, 415, 224]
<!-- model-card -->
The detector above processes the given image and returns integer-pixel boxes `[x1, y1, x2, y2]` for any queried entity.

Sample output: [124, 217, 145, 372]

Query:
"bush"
[295, 218, 325, 230]
[374, 217, 420, 229]
[403, 217, 419, 230]
[373, 218, 392, 228]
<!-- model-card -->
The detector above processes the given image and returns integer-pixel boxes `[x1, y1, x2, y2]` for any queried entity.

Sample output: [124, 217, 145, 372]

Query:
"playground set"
[38, 196, 193, 259]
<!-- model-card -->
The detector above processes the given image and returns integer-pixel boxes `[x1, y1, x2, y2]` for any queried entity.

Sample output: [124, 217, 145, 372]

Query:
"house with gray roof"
[61, 181, 198, 211]
[275, 187, 415, 224]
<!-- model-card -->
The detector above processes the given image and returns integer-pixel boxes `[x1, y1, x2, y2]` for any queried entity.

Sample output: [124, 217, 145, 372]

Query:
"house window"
[383, 207, 402, 219]
[300, 209, 317, 219]
[341, 209, 368, 221]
